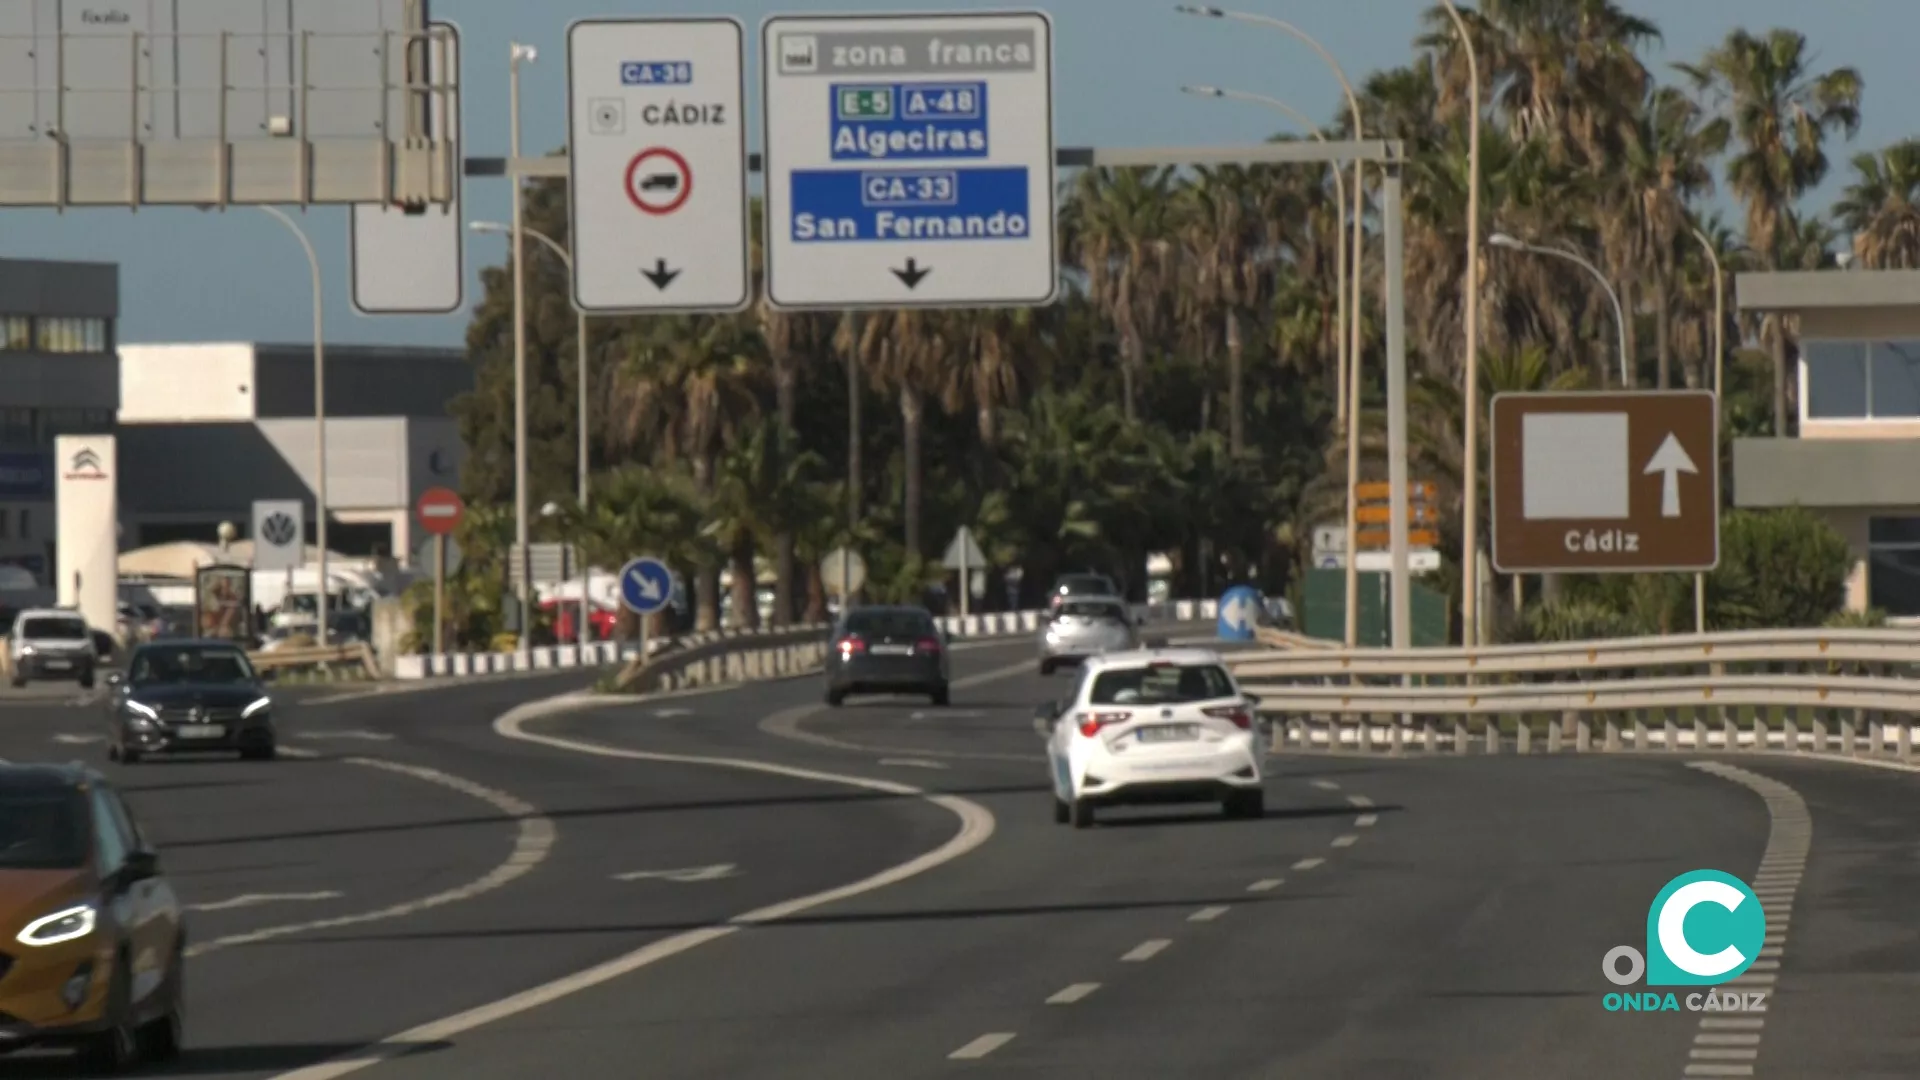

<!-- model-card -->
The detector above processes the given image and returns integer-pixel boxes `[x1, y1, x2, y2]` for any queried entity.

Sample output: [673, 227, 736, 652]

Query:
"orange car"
[0, 763, 184, 1071]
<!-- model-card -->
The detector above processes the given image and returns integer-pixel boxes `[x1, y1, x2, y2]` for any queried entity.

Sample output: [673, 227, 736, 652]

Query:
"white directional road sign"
[567, 17, 750, 313]
[761, 11, 1058, 310]
[351, 19, 464, 315]
[251, 500, 305, 572]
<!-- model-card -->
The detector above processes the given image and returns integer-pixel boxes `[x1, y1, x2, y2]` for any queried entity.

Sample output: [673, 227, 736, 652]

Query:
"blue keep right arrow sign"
[619, 556, 674, 615]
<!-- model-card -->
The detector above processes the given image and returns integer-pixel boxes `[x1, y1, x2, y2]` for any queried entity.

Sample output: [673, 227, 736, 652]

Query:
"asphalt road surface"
[0, 630, 1911, 1078]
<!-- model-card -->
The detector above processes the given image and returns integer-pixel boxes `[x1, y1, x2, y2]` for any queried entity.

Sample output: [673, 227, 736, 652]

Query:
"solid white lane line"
[1188, 906, 1230, 923]
[1331, 835, 1358, 848]
[261, 698, 998, 1080]
[1248, 879, 1283, 892]
[1346, 794, 1373, 808]
[187, 756, 552, 960]
[1046, 983, 1100, 1005]
[186, 891, 343, 913]
[1292, 857, 1325, 871]
[1682, 1066, 1754, 1078]
[1121, 939, 1171, 962]
[949, 1033, 1016, 1060]
[1355, 813, 1378, 827]
[877, 758, 948, 770]
[1310, 779, 1340, 791]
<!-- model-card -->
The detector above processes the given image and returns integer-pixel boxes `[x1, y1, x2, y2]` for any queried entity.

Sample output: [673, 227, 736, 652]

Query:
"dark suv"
[825, 606, 950, 707]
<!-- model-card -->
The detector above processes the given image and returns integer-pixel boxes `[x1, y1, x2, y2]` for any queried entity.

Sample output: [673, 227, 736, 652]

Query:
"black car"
[825, 605, 950, 707]
[105, 640, 277, 763]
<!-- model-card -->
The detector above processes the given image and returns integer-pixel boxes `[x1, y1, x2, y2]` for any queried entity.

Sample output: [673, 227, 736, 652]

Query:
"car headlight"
[125, 700, 158, 720]
[18, 644, 33, 656]
[17, 903, 96, 946]
[242, 696, 271, 719]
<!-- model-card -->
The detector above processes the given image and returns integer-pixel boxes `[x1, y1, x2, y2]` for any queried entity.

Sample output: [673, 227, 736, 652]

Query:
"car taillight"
[1204, 705, 1254, 730]
[836, 635, 866, 655]
[915, 636, 941, 654]
[1077, 711, 1130, 737]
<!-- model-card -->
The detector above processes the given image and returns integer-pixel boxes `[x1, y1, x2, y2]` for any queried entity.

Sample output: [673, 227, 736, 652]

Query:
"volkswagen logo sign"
[261, 512, 298, 547]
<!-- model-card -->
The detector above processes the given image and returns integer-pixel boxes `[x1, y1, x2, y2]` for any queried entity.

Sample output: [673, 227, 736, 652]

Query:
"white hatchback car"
[1038, 648, 1266, 828]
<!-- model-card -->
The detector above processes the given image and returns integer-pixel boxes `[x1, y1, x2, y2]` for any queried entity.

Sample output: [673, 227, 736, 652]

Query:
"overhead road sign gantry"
[567, 17, 750, 314]
[761, 10, 1058, 310]
[352, 18, 465, 315]
[1490, 390, 1719, 574]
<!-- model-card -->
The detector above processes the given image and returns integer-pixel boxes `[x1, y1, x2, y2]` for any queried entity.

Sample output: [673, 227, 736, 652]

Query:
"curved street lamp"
[1488, 232, 1631, 389]
[257, 205, 328, 648]
[1177, 4, 1370, 648]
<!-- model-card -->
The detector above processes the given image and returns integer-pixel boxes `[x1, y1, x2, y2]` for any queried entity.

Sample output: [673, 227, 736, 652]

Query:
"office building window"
[39, 408, 113, 439]
[1804, 339, 1920, 420]
[1869, 516, 1920, 617]
[33, 316, 108, 354]
[0, 409, 32, 446]
[0, 316, 28, 351]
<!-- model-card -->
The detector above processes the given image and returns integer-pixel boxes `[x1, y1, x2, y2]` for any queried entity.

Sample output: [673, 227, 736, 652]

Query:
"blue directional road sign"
[1217, 585, 1261, 642]
[619, 556, 675, 615]
[760, 11, 1056, 310]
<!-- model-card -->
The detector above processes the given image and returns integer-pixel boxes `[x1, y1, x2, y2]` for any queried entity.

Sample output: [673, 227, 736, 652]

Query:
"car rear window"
[1058, 600, 1127, 621]
[1089, 663, 1236, 705]
[20, 616, 88, 640]
[1055, 576, 1113, 595]
[844, 611, 936, 638]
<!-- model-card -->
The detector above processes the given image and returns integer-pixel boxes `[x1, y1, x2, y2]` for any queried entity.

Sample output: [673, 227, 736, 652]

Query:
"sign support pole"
[433, 534, 446, 657]
[959, 542, 970, 620]
[1383, 165, 1411, 650]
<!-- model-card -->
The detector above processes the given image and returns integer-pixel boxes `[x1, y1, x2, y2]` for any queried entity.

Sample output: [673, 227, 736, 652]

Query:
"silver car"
[1039, 595, 1138, 675]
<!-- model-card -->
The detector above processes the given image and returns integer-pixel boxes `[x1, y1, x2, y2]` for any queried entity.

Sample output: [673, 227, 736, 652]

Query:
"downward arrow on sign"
[1643, 432, 1698, 518]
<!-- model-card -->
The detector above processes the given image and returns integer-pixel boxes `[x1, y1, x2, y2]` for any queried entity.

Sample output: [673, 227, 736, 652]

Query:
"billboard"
[54, 434, 116, 634]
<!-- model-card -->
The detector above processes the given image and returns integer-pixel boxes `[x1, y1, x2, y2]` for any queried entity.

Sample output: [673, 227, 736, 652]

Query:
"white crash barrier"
[393, 598, 1222, 681]
[1222, 627, 1920, 758]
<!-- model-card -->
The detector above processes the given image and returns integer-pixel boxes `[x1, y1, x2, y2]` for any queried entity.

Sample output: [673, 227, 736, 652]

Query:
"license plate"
[1137, 724, 1199, 743]
[870, 644, 913, 656]
[43, 659, 69, 669]
[175, 724, 224, 739]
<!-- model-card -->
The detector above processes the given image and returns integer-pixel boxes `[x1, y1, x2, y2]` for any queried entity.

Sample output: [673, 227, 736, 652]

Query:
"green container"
[1301, 568, 1448, 646]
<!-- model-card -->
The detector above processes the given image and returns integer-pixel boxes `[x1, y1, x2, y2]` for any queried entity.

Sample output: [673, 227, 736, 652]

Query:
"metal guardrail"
[616, 624, 834, 694]
[1222, 628, 1920, 758]
[249, 642, 380, 681]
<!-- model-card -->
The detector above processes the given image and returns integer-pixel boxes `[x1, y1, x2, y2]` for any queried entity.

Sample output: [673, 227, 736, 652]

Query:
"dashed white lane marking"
[1292, 857, 1325, 871]
[878, 758, 949, 770]
[52, 733, 102, 744]
[1248, 878, 1283, 892]
[1331, 835, 1358, 848]
[188, 755, 553, 960]
[653, 708, 695, 718]
[1121, 939, 1171, 962]
[186, 891, 344, 913]
[1355, 813, 1378, 827]
[1046, 983, 1100, 1005]
[1188, 906, 1230, 923]
[1310, 779, 1341, 791]
[1346, 794, 1373, 808]
[612, 864, 737, 883]
[949, 1033, 1016, 1060]
[295, 731, 395, 741]
[1683, 762, 1811, 1080]
[261, 698, 1000, 1080]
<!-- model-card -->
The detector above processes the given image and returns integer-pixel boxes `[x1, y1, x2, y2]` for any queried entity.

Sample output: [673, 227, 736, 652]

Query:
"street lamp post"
[470, 219, 593, 654]
[1178, 5, 1371, 648]
[1438, 0, 1483, 647]
[1691, 226, 1724, 636]
[1489, 233, 1630, 388]
[257, 205, 328, 648]
[508, 41, 536, 656]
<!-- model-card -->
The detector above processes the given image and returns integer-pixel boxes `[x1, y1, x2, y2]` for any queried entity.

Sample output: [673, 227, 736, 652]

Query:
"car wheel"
[825, 687, 846, 707]
[136, 937, 185, 1061]
[1070, 799, 1095, 829]
[78, 669, 95, 689]
[1039, 659, 1055, 677]
[8, 674, 23, 689]
[76, 952, 139, 1074]
[1052, 796, 1069, 825]
[118, 745, 142, 765]
[241, 741, 276, 762]
[929, 684, 949, 706]
[1224, 790, 1265, 819]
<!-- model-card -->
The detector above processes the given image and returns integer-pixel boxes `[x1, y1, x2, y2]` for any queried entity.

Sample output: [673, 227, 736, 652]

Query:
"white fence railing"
[394, 598, 1224, 681]
[1224, 628, 1920, 757]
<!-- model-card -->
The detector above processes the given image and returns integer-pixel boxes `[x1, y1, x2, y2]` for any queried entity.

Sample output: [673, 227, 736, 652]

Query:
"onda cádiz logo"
[1601, 870, 1768, 1014]
[62, 447, 106, 480]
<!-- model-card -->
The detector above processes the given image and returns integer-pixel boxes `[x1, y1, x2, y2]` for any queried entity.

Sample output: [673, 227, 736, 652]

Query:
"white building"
[116, 342, 470, 567]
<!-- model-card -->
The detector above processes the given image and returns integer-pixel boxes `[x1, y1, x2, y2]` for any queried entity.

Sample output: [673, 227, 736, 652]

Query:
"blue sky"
[2, 0, 1912, 348]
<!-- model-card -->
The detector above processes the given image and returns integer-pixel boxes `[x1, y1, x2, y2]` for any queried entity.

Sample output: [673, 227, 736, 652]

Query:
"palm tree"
[1679, 27, 1862, 434]
[1062, 167, 1180, 421]
[1621, 86, 1728, 388]
[1835, 140, 1920, 269]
